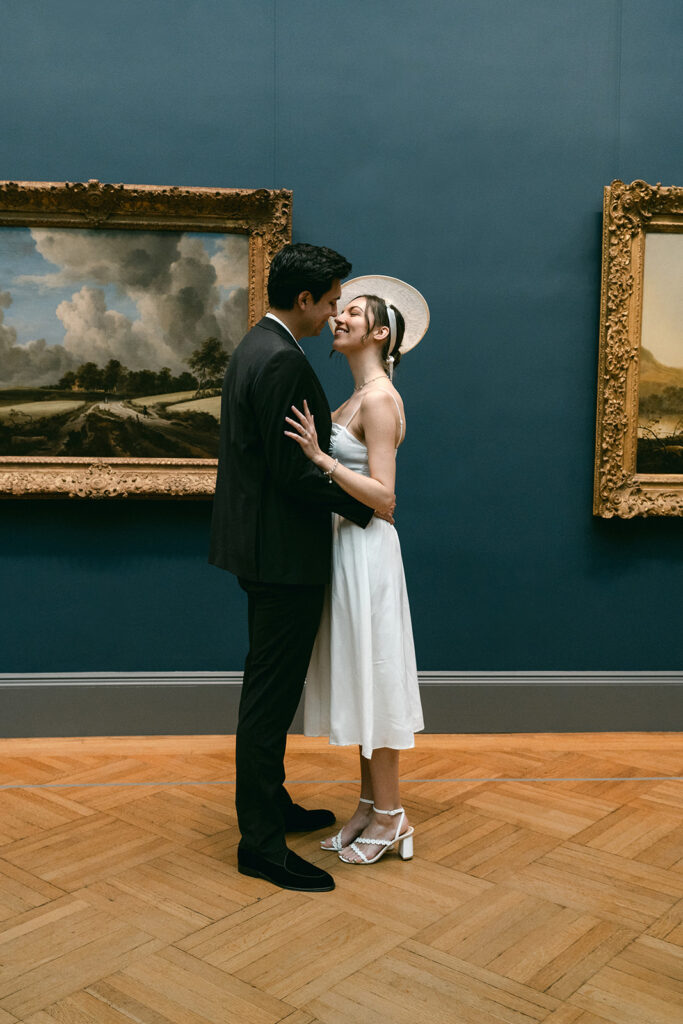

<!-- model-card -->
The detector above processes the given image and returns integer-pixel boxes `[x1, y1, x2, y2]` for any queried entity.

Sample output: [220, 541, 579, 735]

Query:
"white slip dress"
[304, 394, 424, 759]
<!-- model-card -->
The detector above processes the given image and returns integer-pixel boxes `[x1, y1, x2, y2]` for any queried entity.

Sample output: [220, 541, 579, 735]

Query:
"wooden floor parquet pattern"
[0, 734, 681, 1023]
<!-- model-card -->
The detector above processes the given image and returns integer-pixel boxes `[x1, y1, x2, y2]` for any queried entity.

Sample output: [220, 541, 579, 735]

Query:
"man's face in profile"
[300, 279, 342, 336]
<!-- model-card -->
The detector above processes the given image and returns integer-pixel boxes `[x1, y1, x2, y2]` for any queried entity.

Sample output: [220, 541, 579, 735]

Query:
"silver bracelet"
[322, 458, 338, 483]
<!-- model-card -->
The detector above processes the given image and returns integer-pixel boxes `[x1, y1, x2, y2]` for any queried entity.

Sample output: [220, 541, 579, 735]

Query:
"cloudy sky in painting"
[0, 227, 248, 386]
[641, 233, 683, 369]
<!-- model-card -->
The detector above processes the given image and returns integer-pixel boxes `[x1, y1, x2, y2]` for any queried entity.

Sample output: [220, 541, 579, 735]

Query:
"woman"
[285, 275, 428, 865]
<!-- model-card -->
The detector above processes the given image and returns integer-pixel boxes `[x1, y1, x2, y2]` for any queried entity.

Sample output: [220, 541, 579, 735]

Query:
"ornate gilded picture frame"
[594, 179, 683, 517]
[0, 180, 291, 498]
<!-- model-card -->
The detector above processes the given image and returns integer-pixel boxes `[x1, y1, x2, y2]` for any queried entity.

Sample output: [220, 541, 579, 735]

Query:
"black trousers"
[236, 578, 325, 859]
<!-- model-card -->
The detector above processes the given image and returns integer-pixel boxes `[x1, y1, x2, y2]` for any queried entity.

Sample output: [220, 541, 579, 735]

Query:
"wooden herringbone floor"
[0, 734, 681, 1023]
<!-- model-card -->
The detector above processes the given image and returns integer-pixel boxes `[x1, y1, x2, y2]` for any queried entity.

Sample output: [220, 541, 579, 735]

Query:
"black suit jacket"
[209, 317, 373, 584]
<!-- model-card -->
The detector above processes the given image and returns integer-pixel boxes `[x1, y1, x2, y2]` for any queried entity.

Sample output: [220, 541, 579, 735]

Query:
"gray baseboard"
[0, 671, 681, 737]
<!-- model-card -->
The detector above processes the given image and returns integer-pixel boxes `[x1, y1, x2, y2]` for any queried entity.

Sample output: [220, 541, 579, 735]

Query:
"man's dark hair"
[267, 243, 351, 309]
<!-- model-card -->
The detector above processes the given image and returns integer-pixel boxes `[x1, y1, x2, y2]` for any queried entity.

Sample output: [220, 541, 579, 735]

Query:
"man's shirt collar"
[265, 312, 304, 353]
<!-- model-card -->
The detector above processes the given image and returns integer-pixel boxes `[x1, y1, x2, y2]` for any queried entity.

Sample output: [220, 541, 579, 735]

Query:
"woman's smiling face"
[331, 296, 372, 352]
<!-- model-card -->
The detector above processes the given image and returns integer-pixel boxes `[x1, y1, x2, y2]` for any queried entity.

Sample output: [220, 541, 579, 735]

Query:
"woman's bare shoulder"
[361, 385, 405, 416]
[360, 387, 405, 444]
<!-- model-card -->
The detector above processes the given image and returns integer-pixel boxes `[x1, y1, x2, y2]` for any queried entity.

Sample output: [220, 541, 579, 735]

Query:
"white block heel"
[398, 833, 413, 860]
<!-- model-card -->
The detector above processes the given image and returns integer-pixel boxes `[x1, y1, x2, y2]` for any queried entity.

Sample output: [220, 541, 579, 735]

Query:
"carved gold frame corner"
[0, 179, 292, 499]
[594, 179, 683, 517]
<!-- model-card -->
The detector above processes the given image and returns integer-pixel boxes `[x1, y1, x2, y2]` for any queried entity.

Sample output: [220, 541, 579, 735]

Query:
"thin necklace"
[354, 373, 388, 392]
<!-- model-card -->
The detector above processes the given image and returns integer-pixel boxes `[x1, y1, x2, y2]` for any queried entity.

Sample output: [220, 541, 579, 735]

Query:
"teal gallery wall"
[1, 1, 682, 708]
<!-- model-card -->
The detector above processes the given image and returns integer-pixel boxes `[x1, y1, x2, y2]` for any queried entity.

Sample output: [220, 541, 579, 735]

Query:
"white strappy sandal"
[338, 807, 414, 864]
[320, 797, 374, 851]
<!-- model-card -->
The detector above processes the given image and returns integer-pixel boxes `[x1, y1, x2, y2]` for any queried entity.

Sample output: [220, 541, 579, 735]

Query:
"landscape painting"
[637, 232, 683, 474]
[594, 180, 683, 517]
[0, 226, 248, 460]
[0, 180, 291, 497]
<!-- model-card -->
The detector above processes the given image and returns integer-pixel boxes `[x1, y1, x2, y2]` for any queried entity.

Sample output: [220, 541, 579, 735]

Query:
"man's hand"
[374, 494, 396, 525]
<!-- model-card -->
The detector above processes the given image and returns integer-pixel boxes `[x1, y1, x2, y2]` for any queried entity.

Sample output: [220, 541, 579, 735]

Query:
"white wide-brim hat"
[331, 275, 429, 353]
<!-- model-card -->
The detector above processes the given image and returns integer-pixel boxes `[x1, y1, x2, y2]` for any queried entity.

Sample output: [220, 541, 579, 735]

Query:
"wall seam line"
[273, 0, 278, 187]
[615, 0, 623, 174]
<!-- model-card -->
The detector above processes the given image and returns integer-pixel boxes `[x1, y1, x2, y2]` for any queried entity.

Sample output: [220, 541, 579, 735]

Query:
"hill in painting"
[639, 346, 683, 397]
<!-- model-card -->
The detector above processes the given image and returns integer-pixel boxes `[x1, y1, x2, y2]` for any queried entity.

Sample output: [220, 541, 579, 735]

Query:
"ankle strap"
[359, 796, 374, 805]
[373, 807, 403, 816]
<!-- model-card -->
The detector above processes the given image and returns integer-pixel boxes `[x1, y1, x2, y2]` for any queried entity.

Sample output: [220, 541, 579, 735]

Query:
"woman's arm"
[285, 391, 399, 511]
[254, 348, 374, 525]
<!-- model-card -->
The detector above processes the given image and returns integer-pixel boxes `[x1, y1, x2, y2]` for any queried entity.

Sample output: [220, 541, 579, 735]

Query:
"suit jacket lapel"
[257, 316, 329, 410]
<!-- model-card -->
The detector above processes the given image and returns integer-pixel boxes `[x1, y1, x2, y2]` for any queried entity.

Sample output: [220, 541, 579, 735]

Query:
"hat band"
[386, 305, 398, 353]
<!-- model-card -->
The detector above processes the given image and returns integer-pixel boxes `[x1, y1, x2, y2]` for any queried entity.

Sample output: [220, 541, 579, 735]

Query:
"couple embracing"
[209, 243, 428, 893]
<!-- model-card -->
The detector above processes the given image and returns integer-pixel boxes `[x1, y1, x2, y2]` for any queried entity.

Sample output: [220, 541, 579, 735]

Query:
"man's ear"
[297, 290, 312, 310]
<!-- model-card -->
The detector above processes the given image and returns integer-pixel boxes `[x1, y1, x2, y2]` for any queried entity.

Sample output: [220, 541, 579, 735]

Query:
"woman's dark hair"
[268, 243, 351, 309]
[357, 294, 405, 371]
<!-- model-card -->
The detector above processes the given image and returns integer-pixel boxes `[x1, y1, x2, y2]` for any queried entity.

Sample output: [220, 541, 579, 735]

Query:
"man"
[209, 243, 392, 892]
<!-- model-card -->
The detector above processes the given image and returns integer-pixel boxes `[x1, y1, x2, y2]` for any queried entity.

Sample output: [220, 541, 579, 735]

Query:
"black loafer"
[238, 847, 335, 892]
[284, 803, 336, 833]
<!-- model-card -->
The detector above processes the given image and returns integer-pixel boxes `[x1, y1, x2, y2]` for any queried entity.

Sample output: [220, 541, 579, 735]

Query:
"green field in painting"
[0, 400, 86, 420]
[0, 387, 220, 458]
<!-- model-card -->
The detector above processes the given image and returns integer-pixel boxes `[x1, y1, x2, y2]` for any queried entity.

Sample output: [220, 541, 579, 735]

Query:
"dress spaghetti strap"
[387, 391, 405, 446]
[342, 405, 361, 430]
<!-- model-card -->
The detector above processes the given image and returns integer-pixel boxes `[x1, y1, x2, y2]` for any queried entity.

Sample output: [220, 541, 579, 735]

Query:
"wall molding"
[0, 671, 681, 737]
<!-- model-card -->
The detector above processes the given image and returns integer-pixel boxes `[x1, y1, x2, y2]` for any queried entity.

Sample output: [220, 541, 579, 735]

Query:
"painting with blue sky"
[0, 226, 248, 385]
[0, 226, 248, 458]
